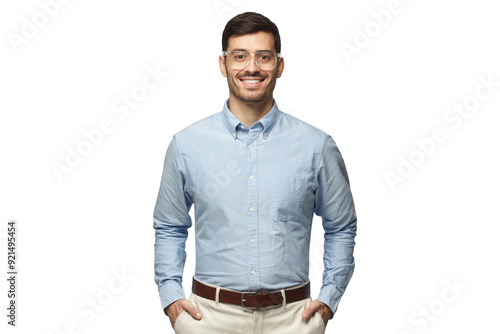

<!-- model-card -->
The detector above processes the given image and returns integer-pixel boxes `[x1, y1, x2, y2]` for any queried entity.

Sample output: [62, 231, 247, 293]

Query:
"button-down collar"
[222, 98, 280, 140]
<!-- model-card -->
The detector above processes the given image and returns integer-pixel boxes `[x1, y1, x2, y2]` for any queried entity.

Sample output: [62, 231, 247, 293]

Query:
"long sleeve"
[153, 136, 193, 310]
[314, 134, 357, 319]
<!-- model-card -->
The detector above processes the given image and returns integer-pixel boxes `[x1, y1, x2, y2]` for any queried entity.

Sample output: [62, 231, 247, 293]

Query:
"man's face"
[219, 31, 284, 104]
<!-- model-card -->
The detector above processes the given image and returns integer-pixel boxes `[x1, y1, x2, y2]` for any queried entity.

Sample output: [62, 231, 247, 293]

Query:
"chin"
[240, 94, 267, 103]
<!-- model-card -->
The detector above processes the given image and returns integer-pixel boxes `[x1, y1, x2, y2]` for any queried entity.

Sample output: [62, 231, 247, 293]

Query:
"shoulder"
[172, 112, 222, 143]
[277, 111, 329, 147]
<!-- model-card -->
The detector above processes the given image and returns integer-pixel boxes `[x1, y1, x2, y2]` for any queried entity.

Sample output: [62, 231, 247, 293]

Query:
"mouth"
[239, 77, 265, 87]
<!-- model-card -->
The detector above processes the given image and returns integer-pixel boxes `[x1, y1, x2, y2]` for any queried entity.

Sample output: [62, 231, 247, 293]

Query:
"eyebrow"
[230, 48, 274, 53]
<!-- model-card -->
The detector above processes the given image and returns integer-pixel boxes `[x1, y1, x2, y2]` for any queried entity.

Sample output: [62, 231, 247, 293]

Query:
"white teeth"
[242, 80, 261, 83]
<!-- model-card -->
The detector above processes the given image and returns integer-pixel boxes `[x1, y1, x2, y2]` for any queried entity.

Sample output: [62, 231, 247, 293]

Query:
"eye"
[257, 53, 273, 62]
[231, 52, 248, 61]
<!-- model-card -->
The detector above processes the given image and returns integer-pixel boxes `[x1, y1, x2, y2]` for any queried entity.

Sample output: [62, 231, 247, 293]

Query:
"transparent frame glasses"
[222, 50, 282, 70]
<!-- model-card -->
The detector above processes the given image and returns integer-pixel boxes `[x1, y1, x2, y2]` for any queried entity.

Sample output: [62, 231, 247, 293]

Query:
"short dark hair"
[222, 12, 281, 53]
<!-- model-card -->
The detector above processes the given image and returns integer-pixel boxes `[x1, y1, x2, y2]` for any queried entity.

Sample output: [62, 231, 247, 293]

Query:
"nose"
[245, 56, 260, 72]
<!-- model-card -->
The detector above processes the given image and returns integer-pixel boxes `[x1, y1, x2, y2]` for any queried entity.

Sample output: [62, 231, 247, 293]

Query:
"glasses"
[222, 51, 281, 70]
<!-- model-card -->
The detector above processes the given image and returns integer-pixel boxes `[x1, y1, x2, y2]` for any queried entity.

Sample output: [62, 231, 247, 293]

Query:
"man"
[153, 12, 357, 334]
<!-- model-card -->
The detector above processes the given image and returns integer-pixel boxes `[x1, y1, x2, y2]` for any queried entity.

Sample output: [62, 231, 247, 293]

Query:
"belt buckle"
[241, 291, 272, 308]
[241, 291, 260, 308]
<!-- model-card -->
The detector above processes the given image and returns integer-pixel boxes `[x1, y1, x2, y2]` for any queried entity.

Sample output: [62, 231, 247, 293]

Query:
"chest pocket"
[271, 176, 308, 222]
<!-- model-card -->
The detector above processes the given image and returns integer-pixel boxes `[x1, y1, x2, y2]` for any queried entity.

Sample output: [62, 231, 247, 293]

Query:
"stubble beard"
[227, 66, 278, 104]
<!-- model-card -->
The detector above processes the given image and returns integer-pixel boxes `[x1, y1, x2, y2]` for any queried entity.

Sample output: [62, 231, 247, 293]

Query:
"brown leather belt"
[192, 277, 310, 308]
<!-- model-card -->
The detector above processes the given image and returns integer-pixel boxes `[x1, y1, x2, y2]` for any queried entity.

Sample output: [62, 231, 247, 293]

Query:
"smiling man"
[153, 12, 357, 334]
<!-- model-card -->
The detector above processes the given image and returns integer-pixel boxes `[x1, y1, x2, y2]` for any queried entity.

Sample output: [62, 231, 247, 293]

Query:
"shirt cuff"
[158, 280, 186, 311]
[316, 284, 343, 320]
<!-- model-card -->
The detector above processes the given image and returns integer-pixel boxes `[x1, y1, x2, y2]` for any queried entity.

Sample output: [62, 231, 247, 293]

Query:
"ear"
[276, 57, 285, 78]
[219, 56, 228, 78]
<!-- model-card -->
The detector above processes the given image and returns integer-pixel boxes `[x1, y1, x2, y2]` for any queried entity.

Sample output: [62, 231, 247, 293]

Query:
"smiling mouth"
[239, 78, 265, 85]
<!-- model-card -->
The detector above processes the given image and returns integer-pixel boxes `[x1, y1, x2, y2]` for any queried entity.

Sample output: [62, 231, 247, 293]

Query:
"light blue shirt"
[153, 99, 357, 317]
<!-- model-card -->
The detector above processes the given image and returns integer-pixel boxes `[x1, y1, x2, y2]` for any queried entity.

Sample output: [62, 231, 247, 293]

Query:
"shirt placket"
[246, 124, 261, 290]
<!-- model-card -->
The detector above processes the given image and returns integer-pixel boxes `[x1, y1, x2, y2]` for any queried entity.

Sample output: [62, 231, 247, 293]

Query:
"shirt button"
[263, 132, 267, 136]
[232, 132, 236, 137]
[250, 270, 255, 275]
[240, 125, 245, 129]
[250, 238, 255, 243]
[248, 144, 253, 149]
[249, 175, 254, 180]
[249, 206, 255, 212]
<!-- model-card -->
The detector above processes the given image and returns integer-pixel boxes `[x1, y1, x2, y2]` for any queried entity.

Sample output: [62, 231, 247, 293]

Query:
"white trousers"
[174, 282, 326, 334]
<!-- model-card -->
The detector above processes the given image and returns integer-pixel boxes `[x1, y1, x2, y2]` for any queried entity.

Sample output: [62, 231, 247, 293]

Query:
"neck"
[227, 95, 274, 128]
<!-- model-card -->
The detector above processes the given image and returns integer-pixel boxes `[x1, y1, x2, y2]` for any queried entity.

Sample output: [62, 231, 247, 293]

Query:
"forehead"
[226, 31, 275, 52]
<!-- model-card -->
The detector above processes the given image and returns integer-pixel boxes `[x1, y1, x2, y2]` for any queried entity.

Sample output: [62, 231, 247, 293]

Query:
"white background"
[1, 0, 499, 333]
